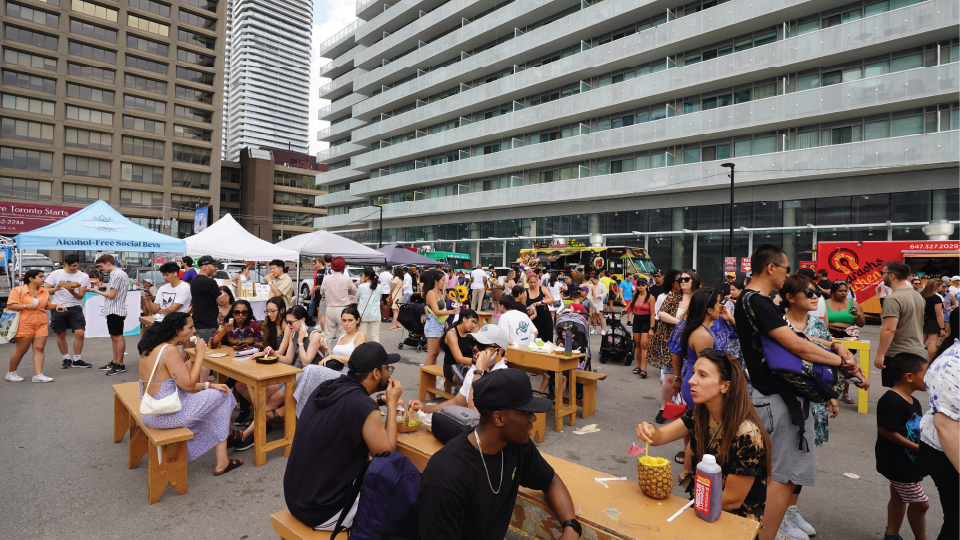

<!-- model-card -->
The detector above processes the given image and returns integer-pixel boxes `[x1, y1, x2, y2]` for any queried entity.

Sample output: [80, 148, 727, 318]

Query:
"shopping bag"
[0, 308, 20, 344]
[662, 392, 687, 421]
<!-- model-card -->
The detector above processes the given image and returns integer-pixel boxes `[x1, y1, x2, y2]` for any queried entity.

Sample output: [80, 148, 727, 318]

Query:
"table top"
[139, 315, 156, 326]
[505, 345, 584, 371]
[186, 346, 302, 381]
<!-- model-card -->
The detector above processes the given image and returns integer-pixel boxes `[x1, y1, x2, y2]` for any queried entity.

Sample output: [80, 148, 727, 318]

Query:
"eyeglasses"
[833, 280, 848, 284]
[381, 365, 395, 376]
[638, 282, 647, 286]
[912, 281, 921, 285]
[677, 277, 692, 283]
[232, 310, 249, 315]
[265, 309, 279, 314]
[771, 263, 791, 273]
[800, 288, 822, 298]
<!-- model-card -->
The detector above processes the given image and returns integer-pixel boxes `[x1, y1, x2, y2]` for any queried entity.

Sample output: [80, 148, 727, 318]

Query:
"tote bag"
[0, 286, 25, 343]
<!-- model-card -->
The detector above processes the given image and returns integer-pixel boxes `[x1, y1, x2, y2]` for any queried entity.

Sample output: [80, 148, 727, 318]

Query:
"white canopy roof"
[184, 214, 298, 261]
[275, 230, 386, 262]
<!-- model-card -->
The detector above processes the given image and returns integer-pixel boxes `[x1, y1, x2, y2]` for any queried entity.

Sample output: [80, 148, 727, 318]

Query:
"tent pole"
[296, 255, 301, 306]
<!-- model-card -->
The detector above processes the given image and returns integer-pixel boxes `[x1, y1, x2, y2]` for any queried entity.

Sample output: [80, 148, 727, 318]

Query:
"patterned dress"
[139, 347, 237, 461]
[215, 320, 264, 350]
[648, 292, 682, 369]
[786, 314, 833, 447]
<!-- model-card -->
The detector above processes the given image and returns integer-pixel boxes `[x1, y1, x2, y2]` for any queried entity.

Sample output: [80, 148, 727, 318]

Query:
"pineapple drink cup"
[637, 456, 672, 499]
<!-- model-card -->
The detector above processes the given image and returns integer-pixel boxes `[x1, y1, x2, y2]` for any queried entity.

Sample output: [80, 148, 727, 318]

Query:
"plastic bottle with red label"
[694, 453, 722, 523]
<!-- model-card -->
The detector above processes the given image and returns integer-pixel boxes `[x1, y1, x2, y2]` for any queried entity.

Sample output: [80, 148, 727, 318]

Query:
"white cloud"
[309, 0, 358, 157]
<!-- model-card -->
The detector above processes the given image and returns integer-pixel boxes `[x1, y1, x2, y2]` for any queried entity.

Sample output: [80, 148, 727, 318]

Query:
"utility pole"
[721, 162, 735, 264]
[373, 205, 384, 248]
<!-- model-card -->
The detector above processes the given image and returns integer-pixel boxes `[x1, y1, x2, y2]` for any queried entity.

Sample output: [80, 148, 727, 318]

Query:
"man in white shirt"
[402, 268, 414, 303]
[379, 268, 393, 320]
[90, 254, 129, 376]
[950, 276, 960, 298]
[589, 275, 607, 334]
[498, 298, 537, 349]
[139, 261, 192, 354]
[44, 254, 92, 369]
[469, 266, 488, 312]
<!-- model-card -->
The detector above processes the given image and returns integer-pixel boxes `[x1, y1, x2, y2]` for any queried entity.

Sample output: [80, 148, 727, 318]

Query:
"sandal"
[840, 394, 854, 405]
[678, 472, 694, 490]
[632, 367, 641, 375]
[674, 451, 685, 465]
[213, 458, 243, 476]
[639, 370, 648, 379]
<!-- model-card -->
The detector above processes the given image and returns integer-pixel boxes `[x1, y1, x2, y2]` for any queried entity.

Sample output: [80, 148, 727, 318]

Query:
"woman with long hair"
[5, 269, 67, 383]
[824, 281, 866, 404]
[502, 270, 517, 298]
[387, 267, 404, 330]
[217, 285, 236, 326]
[519, 272, 555, 342]
[210, 299, 263, 350]
[628, 279, 655, 377]
[672, 288, 729, 410]
[648, 269, 700, 423]
[441, 309, 479, 384]
[319, 305, 366, 369]
[137, 313, 243, 473]
[920, 279, 946, 360]
[275, 305, 325, 368]
[547, 271, 567, 323]
[355, 267, 381, 343]
[490, 270, 502, 313]
[423, 269, 460, 367]
[258, 297, 289, 357]
[638, 350, 772, 523]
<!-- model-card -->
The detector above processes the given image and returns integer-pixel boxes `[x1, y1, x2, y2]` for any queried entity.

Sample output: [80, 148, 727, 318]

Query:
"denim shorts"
[424, 312, 445, 338]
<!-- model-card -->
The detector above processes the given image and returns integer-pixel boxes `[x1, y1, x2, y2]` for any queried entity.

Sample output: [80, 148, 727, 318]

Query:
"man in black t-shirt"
[647, 269, 664, 300]
[190, 255, 227, 342]
[418, 369, 581, 540]
[284, 342, 403, 530]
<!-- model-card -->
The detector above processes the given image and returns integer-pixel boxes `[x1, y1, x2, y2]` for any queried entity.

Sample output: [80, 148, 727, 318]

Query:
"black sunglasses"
[285, 319, 297, 326]
[800, 288, 822, 298]
[677, 277, 692, 283]
[233, 309, 249, 315]
[771, 263, 792, 273]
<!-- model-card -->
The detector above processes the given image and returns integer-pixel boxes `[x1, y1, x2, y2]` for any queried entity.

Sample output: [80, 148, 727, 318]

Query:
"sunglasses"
[638, 282, 647, 286]
[285, 320, 298, 326]
[800, 288, 822, 298]
[677, 277, 692, 283]
[233, 310, 249, 315]
[771, 263, 792, 273]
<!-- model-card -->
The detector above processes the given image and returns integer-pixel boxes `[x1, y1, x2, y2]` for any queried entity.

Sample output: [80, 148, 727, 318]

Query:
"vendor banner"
[82, 291, 142, 338]
[0, 202, 79, 235]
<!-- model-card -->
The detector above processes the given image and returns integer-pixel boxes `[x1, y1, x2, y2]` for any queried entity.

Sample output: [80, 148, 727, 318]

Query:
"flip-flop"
[840, 394, 854, 404]
[674, 451, 685, 464]
[632, 367, 641, 374]
[639, 370, 648, 379]
[214, 458, 243, 476]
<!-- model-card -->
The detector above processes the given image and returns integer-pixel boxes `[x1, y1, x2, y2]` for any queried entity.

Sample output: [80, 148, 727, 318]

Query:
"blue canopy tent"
[13, 200, 185, 252]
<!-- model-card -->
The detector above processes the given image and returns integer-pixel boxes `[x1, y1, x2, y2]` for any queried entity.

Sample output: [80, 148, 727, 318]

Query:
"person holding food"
[5, 269, 68, 383]
[44, 253, 92, 369]
[824, 280, 865, 404]
[210, 299, 263, 350]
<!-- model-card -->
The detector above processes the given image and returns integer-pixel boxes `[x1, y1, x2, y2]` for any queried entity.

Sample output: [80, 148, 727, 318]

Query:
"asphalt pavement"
[0, 321, 944, 539]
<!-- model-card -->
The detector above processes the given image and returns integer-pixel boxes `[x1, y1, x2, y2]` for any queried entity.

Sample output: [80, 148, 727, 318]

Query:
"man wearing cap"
[284, 342, 403, 531]
[418, 367, 580, 540]
[722, 272, 736, 297]
[647, 270, 665, 300]
[191, 255, 229, 342]
[320, 256, 357, 350]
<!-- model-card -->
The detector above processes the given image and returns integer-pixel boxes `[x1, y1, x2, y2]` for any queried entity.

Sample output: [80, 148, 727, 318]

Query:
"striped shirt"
[105, 268, 129, 317]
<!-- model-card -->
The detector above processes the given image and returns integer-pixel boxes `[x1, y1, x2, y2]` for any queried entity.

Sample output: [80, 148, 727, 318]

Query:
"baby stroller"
[396, 302, 427, 352]
[599, 310, 635, 366]
[555, 312, 591, 401]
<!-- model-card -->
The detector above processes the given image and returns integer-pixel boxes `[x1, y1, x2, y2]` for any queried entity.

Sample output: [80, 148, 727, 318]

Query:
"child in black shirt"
[875, 352, 930, 540]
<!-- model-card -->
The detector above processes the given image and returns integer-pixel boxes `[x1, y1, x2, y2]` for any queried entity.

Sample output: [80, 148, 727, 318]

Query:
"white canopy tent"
[184, 214, 299, 261]
[275, 230, 386, 263]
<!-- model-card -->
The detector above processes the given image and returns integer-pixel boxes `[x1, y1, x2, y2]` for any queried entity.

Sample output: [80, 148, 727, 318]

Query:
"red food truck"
[815, 240, 959, 318]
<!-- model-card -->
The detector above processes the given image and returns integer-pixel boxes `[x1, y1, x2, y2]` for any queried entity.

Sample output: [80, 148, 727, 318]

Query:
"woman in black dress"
[519, 272, 555, 343]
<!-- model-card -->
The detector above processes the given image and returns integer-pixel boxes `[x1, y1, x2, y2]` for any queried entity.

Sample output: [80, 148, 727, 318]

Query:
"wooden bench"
[113, 381, 193, 504]
[509, 364, 607, 419]
[418, 364, 456, 401]
[271, 509, 349, 539]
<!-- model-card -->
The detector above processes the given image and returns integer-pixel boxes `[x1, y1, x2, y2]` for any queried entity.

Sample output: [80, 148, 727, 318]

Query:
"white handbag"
[140, 344, 182, 415]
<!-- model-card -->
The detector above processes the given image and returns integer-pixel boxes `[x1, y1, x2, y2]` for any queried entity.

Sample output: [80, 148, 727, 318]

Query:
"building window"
[180, 0, 217, 13]
[128, 0, 170, 17]
[64, 155, 110, 178]
[3, 94, 55, 116]
[175, 85, 213, 104]
[274, 171, 315, 189]
[2, 70, 55, 94]
[173, 124, 210, 141]
[120, 189, 162, 209]
[221, 187, 239, 203]
[125, 54, 167, 75]
[7, 3, 59, 28]
[121, 163, 163, 184]
[175, 66, 213, 85]
[171, 194, 208, 211]
[68, 63, 115, 83]
[274, 191, 317, 208]
[68, 41, 117, 64]
[220, 167, 239, 184]
[0, 147, 52, 172]
[128, 14, 170, 37]
[174, 104, 211, 122]
[1, 118, 54, 144]
[178, 29, 215, 50]
[179, 9, 216, 30]
[172, 144, 210, 165]
[126, 34, 168, 56]
[65, 127, 111, 151]
[122, 136, 164, 159]
[0, 176, 52, 200]
[274, 211, 316, 226]
[3, 49, 56, 71]
[5, 26, 58, 51]
[67, 83, 114, 104]
[123, 115, 164, 134]
[63, 183, 109, 203]
[66, 105, 112, 125]
[172, 169, 209, 189]
[124, 74, 167, 95]
[176, 48, 214, 67]
[70, 19, 117, 42]
[124, 94, 166, 114]
[71, 0, 117, 21]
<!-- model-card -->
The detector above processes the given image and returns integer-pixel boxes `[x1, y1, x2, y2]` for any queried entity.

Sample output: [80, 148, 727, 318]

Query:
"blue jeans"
[402, 293, 411, 304]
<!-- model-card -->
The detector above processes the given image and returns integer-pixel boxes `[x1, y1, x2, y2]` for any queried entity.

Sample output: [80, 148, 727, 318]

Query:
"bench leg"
[532, 413, 545, 443]
[129, 418, 148, 469]
[443, 379, 452, 396]
[114, 394, 129, 443]
[419, 370, 436, 402]
[147, 440, 187, 504]
[283, 378, 297, 458]
[581, 382, 597, 419]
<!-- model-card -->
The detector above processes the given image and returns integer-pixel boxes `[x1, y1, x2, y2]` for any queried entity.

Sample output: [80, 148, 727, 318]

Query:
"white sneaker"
[786, 506, 816, 536]
[31, 373, 53, 383]
[590, 329, 596, 335]
[777, 516, 810, 540]
[5, 371, 24, 382]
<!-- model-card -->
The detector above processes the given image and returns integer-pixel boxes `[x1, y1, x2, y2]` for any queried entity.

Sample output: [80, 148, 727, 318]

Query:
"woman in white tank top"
[319, 305, 366, 368]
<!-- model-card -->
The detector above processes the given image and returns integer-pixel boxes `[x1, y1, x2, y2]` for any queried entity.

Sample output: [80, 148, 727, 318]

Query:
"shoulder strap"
[739, 290, 764, 336]
[146, 343, 172, 383]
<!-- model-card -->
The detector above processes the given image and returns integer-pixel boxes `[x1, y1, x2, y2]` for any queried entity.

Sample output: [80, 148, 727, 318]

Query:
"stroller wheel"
[398, 343, 404, 350]
[599, 353, 608, 364]
[416, 345, 423, 353]
[623, 355, 634, 366]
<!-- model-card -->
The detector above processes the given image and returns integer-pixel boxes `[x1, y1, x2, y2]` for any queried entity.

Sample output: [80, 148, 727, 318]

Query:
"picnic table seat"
[113, 381, 193, 504]
[508, 364, 608, 419]
[271, 509, 349, 539]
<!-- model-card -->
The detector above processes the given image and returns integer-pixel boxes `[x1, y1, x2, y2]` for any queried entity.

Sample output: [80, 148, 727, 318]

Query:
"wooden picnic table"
[394, 426, 760, 540]
[475, 310, 496, 327]
[505, 346, 583, 432]
[833, 338, 872, 414]
[138, 315, 156, 334]
[186, 346, 302, 466]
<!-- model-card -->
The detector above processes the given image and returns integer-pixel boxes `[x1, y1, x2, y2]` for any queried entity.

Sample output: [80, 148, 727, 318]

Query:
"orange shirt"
[9, 285, 50, 326]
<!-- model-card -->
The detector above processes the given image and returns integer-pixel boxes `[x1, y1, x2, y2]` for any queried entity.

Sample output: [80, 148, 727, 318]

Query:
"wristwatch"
[673, 375, 682, 381]
[561, 519, 582, 537]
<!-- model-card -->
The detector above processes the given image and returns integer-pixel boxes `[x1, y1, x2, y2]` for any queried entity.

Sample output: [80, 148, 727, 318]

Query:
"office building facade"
[315, 0, 959, 277]
[1, 0, 226, 239]
[221, 0, 311, 161]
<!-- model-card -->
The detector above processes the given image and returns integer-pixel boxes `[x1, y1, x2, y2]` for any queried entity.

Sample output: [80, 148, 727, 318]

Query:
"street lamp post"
[373, 204, 384, 248]
[721, 163, 735, 264]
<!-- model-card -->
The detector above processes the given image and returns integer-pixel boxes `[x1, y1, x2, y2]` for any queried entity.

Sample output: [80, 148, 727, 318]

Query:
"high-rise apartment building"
[314, 0, 959, 276]
[1, 0, 225, 241]
[221, 0, 311, 161]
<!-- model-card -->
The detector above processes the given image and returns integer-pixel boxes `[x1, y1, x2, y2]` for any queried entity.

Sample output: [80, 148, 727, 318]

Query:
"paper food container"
[395, 409, 422, 433]
[637, 456, 672, 499]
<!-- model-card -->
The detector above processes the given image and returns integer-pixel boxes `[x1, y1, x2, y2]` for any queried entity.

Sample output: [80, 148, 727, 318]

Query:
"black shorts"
[633, 315, 650, 334]
[106, 314, 126, 336]
[50, 305, 85, 333]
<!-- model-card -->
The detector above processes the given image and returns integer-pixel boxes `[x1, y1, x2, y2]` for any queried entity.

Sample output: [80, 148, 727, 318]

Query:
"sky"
[309, 0, 359, 157]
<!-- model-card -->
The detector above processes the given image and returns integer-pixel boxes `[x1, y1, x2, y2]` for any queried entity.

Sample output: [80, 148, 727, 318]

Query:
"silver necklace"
[474, 428, 503, 495]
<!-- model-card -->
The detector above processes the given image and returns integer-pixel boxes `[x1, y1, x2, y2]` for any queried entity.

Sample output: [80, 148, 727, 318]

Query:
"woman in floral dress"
[138, 312, 242, 474]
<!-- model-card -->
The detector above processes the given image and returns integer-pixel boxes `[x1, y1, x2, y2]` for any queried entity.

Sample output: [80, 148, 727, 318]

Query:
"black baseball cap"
[473, 369, 552, 413]
[347, 342, 400, 373]
[196, 255, 218, 267]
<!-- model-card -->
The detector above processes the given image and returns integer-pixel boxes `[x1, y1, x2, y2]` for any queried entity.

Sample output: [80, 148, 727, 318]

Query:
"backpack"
[740, 289, 842, 404]
[331, 452, 421, 540]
